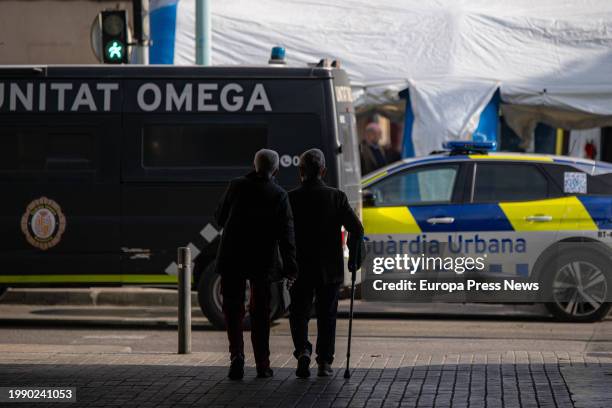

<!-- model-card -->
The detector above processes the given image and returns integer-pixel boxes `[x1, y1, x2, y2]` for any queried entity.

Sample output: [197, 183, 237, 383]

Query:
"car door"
[541, 163, 604, 238]
[461, 161, 562, 279]
[362, 162, 468, 299]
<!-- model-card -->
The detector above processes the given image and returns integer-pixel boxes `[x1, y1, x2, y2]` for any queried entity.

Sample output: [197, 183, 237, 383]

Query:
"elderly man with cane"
[288, 148, 364, 378]
[215, 149, 298, 380]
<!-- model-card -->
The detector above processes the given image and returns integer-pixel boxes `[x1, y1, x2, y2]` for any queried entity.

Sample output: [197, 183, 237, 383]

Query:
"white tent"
[156, 0, 612, 155]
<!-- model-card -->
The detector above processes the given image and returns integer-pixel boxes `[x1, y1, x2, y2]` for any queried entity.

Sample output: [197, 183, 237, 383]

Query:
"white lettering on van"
[10, 83, 33, 111]
[0, 81, 271, 113]
[246, 83, 271, 111]
[137, 83, 162, 112]
[220, 83, 243, 112]
[197, 83, 218, 111]
[38, 83, 46, 111]
[335, 86, 352, 103]
[71, 84, 97, 111]
[97, 83, 119, 111]
[166, 83, 192, 111]
[50, 83, 73, 111]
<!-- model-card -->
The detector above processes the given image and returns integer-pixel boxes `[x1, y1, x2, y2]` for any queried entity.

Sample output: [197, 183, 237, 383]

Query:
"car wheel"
[545, 251, 612, 322]
[0, 287, 6, 300]
[197, 262, 281, 330]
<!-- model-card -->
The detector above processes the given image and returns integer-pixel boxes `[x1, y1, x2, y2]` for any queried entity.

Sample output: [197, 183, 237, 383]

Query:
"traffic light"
[100, 10, 128, 64]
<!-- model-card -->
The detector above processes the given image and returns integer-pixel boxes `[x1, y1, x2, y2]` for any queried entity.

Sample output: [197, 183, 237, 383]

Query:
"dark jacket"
[360, 140, 387, 175]
[215, 172, 298, 280]
[289, 178, 364, 284]
[385, 146, 402, 164]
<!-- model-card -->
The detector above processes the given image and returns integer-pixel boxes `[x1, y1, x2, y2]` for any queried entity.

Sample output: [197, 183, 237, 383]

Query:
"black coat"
[360, 140, 387, 175]
[215, 172, 298, 280]
[289, 178, 364, 284]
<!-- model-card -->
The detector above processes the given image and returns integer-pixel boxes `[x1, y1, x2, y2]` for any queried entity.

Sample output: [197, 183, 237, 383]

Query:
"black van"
[0, 64, 361, 328]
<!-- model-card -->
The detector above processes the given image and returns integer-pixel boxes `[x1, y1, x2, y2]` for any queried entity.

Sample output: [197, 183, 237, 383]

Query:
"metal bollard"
[177, 247, 192, 354]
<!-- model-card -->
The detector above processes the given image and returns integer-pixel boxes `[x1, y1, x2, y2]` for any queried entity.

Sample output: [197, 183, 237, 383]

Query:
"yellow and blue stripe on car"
[361, 152, 612, 277]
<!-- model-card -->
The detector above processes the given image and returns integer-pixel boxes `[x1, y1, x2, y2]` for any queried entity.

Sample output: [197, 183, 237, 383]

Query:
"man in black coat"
[215, 149, 298, 380]
[360, 122, 387, 175]
[288, 148, 364, 378]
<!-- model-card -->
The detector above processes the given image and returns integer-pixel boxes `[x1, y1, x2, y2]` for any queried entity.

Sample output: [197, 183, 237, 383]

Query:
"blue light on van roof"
[444, 141, 497, 151]
[269, 46, 287, 65]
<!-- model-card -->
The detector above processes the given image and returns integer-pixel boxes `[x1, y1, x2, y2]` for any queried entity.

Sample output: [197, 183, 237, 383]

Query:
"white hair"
[299, 148, 326, 179]
[254, 149, 279, 176]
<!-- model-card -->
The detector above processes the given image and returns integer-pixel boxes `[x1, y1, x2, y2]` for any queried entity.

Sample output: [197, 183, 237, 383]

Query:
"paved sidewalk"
[1, 350, 611, 407]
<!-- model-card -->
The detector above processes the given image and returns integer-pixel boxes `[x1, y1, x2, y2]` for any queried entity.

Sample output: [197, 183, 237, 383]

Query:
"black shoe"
[317, 362, 333, 377]
[296, 354, 311, 378]
[256, 367, 274, 378]
[228, 355, 244, 380]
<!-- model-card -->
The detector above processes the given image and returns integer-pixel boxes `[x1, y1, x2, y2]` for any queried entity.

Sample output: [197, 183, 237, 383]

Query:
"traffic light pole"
[131, 0, 149, 64]
[195, 0, 211, 66]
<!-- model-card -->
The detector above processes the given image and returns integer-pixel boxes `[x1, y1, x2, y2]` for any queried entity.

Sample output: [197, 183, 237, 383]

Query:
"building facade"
[0, 0, 133, 64]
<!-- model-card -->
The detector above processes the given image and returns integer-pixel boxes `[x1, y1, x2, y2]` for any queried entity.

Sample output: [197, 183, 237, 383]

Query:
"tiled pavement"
[1, 351, 612, 407]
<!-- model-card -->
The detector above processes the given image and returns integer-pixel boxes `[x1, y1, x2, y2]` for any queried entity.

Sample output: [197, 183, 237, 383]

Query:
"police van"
[362, 141, 612, 322]
[0, 63, 361, 328]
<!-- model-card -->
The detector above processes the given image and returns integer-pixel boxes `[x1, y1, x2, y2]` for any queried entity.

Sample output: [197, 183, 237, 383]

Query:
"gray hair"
[254, 149, 279, 176]
[299, 148, 326, 179]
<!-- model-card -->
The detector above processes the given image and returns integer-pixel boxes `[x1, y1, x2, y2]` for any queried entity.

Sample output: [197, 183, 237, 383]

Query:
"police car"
[362, 141, 612, 322]
[0, 62, 361, 329]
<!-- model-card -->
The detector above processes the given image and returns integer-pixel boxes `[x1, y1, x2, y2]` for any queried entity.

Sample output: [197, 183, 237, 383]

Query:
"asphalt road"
[0, 307, 610, 356]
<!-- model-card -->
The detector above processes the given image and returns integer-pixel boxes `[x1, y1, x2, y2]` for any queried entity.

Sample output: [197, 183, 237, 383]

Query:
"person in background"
[215, 149, 298, 380]
[288, 148, 364, 378]
[385, 128, 403, 164]
[360, 122, 387, 174]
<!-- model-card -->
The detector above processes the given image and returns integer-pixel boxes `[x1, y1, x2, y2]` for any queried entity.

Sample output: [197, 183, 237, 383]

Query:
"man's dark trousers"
[289, 278, 340, 364]
[222, 276, 271, 369]
[214, 171, 298, 370]
[288, 178, 363, 365]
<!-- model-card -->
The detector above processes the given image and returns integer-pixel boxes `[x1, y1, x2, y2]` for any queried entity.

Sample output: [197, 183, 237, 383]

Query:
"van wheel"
[197, 262, 247, 330]
[197, 263, 282, 330]
[545, 251, 612, 322]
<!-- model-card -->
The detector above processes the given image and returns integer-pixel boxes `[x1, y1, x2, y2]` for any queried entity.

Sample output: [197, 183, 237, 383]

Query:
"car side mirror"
[362, 189, 376, 207]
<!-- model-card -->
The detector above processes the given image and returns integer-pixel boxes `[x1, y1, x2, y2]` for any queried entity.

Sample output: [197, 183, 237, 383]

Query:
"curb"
[1, 288, 199, 307]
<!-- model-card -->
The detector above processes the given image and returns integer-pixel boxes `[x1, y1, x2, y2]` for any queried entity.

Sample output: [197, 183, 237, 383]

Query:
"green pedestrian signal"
[105, 41, 124, 61]
[100, 10, 129, 64]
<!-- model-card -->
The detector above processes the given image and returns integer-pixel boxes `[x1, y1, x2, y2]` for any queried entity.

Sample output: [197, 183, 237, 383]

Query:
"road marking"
[81, 335, 146, 340]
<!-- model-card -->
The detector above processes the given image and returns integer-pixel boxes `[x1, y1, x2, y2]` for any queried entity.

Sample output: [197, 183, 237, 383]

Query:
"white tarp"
[409, 78, 499, 155]
[163, 0, 612, 155]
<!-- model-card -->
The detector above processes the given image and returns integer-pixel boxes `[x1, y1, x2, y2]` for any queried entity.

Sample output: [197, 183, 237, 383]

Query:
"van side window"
[0, 128, 95, 180]
[46, 132, 95, 170]
[142, 124, 267, 169]
[473, 163, 548, 202]
[0, 130, 94, 171]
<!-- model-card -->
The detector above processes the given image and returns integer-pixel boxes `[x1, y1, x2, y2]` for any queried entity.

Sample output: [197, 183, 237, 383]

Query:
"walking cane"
[344, 237, 360, 379]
